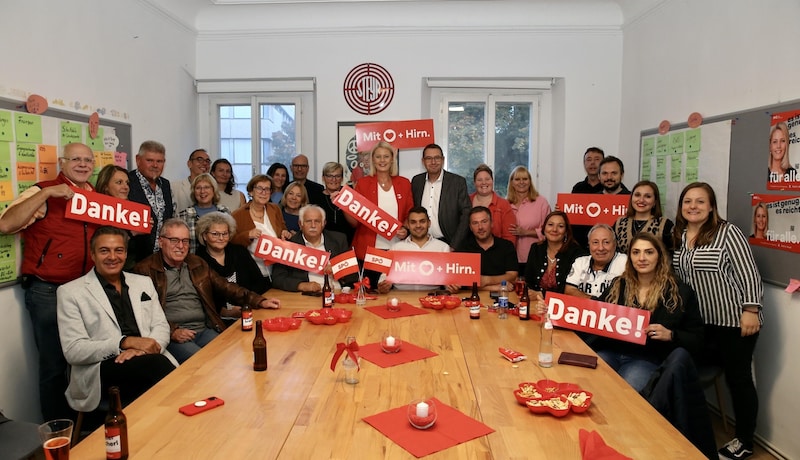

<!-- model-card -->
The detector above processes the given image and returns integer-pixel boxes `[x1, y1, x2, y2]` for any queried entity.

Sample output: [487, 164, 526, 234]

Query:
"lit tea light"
[390, 298, 398, 307]
[386, 336, 396, 347]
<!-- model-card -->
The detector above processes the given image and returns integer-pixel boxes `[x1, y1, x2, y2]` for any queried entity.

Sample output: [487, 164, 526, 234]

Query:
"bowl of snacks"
[566, 391, 593, 413]
[306, 310, 325, 325]
[330, 308, 353, 323]
[287, 318, 302, 330]
[535, 379, 561, 397]
[525, 398, 549, 414]
[514, 386, 542, 406]
[322, 315, 338, 325]
[442, 296, 461, 309]
[544, 395, 572, 417]
[419, 296, 442, 309]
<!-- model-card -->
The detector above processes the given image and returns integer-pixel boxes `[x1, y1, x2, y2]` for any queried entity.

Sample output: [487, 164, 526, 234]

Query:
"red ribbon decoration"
[330, 340, 360, 372]
[354, 278, 371, 292]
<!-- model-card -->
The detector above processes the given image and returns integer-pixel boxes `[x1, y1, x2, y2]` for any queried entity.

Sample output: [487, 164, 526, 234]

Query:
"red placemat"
[365, 302, 430, 319]
[358, 341, 438, 368]
[363, 397, 494, 458]
[579, 429, 633, 460]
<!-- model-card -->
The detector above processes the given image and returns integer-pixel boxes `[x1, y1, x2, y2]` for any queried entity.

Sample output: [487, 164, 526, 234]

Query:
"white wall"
[621, 1, 800, 458]
[0, 0, 197, 422]
[194, 2, 625, 202]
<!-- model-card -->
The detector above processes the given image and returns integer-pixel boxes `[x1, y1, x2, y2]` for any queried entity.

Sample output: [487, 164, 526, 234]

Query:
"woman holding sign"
[347, 141, 412, 257]
[613, 180, 673, 254]
[231, 174, 291, 288]
[673, 182, 763, 460]
[595, 233, 704, 391]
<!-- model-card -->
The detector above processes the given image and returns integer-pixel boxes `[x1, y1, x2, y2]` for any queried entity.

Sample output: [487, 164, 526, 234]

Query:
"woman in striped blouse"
[672, 182, 763, 460]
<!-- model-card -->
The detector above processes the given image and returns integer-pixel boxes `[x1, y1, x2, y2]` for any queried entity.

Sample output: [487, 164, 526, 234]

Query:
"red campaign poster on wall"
[64, 187, 152, 233]
[767, 110, 800, 190]
[749, 194, 800, 254]
[355, 119, 434, 151]
[545, 292, 651, 345]
[556, 193, 629, 226]
[385, 251, 481, 286]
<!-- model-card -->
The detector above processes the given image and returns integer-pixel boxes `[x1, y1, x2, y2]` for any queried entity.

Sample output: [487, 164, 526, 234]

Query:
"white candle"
[386, 336, 396, 347]
[416, 401, 429, 418]
[391, 298, 398, 306]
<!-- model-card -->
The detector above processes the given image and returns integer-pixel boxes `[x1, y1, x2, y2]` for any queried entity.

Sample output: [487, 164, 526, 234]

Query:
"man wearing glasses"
[173, 148, 210, 212]
[134, 219, 280, 363]
[290, 154, 324, 203]
[0, 142, 100, 421]
[128, 140, 175, 263]
[411, 143, 471, 249]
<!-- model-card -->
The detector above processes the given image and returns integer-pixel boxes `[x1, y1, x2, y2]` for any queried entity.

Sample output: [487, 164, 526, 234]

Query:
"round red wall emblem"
[343, 63, 394, 115]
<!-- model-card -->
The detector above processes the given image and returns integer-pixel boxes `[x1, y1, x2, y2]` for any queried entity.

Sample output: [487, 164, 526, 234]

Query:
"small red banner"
[333, 186, 403, 239]
[64, 187, 152, 233]
[355, 119, 435, 151]
[364, 246, 392, 274]
[545, 292, 651, 345]
[253, 234, 329, 274]
[330, 249, 359, 280]
[386, 251, 480, 286]
[556, 193, 629, 226]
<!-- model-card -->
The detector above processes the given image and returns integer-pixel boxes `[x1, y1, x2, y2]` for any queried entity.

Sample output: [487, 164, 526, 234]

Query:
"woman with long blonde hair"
[594, 233, 704, 392]
[506, 166, 551, 274]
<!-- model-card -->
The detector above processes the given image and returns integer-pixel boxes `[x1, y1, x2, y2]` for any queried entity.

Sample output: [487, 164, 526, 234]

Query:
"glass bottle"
[497, 280, 509, 319]
[467, 282, 481, 320]
[538, 313, 554, 368]
[355, 281, 367, 306]
[105, 386, 129, 460]
[241, 304, 253, 331]
[518, 283, 530, 321]
[322, 274, 334, 308]
[253, 320, 267, 371]
[342, 336, 359, 384]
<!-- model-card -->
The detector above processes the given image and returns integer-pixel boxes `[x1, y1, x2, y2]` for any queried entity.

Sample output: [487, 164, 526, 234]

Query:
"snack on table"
[499, 347, 527, 363]
[566, 392, 589, 406]
[518, 384, 541, 399]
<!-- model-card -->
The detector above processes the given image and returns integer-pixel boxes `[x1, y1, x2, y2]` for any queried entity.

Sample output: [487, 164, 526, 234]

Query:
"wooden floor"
[711, 413, 779, 460]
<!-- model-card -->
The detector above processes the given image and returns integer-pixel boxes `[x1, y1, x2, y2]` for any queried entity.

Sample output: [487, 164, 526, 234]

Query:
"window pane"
[447, 102, 485, 194]
[493, 102, 532, 197]
[260, 103, 296, 168]
[219, 104, 254, 188]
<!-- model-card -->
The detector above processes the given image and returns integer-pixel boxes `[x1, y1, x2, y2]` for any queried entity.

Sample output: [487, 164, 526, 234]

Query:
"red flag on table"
[330, 249, 359, 280]
[363, 246, 392, 274]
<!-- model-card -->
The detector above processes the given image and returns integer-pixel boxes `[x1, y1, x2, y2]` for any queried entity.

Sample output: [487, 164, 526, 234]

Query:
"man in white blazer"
[58, 226, 176, 413]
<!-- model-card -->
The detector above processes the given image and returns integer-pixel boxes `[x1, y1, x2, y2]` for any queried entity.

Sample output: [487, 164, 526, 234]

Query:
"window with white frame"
[428, 80, 549, 197]
[199, 80, 314, 196]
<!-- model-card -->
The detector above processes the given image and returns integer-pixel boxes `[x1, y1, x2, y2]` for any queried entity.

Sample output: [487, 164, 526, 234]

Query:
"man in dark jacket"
[134, 219, 280, 363]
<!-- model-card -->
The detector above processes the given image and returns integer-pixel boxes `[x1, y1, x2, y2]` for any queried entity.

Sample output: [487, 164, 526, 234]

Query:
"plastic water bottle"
[539, 313, 554, 368]
[498, 281, 509, 319]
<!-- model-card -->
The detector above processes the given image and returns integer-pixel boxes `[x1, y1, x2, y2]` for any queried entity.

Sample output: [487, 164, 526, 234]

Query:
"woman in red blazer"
[346, 141, 412, 260]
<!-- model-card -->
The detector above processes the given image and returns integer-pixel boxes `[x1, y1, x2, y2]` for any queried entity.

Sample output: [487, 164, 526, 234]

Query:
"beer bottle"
[322, 274, 334, 308]
[468, 282, 481, 320]
[253, 320, 267, 371]
[241, 304, 253, 331]
[518, 283, 530, 321]
[105, 386, 128, 460]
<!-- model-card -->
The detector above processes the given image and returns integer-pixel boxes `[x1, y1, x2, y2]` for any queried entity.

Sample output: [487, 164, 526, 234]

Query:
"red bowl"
[306, 311, 325, 325]
[566, 391, 593, 413]
[535, 379, 561, 397]
[263, 319, 282, 331]
[287, 318, 302, 330]
[513, 389, 536, 406]
[442, 296, 461, 309]
[322, 315, 338, 325]
[545, 395, 572, 417]
[526, 398, 549, 414]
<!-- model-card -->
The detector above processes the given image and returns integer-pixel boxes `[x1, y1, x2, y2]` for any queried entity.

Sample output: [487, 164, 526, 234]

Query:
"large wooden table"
[71, 291, 703, 459]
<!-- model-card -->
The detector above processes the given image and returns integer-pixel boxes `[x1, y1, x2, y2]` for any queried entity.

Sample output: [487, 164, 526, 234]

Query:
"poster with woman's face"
[767, 110, 800, 190]
[750, 194, 800, 253]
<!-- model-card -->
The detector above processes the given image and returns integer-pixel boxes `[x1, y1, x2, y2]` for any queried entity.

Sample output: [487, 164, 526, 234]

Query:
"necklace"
[633, 219, 647, 233]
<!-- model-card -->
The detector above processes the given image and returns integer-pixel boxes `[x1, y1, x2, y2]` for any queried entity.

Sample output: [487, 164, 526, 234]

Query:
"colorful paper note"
[685, 128, 701, 152]
[670, 132, 685, 154]
[15, 113, 42, 144]
[0, 111, 12, 142]
[60, 122, 82, 146]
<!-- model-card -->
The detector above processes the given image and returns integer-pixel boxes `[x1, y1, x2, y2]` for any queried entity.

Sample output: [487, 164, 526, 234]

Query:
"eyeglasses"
[253, 186, 271, 194]
[291, 164, 309, 169]
[63, 157, 95, 165]
[161, 237, 191, 246]
[323, 174, 343, 179]
[192, 157, 211, 164]
[206, 231, 229, 239]
[423, 156, 444, 163]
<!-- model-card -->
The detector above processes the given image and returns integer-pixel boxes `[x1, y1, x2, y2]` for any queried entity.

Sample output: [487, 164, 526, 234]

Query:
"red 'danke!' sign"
[254, 234, 329, 274]
[355, 119, 434, 151]
[65, 187, 152, 233]
[556, 193, 629, 226]
[386, 251, 480, 286]
[333, 186, 403, 240]
[545, 292, 651, 345]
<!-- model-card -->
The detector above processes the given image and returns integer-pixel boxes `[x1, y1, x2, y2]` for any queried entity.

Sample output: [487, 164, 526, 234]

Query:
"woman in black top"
[524, 211, 583, 296]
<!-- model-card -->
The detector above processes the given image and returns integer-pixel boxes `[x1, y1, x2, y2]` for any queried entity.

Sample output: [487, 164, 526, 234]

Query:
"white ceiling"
[143, 0, 665, 34]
